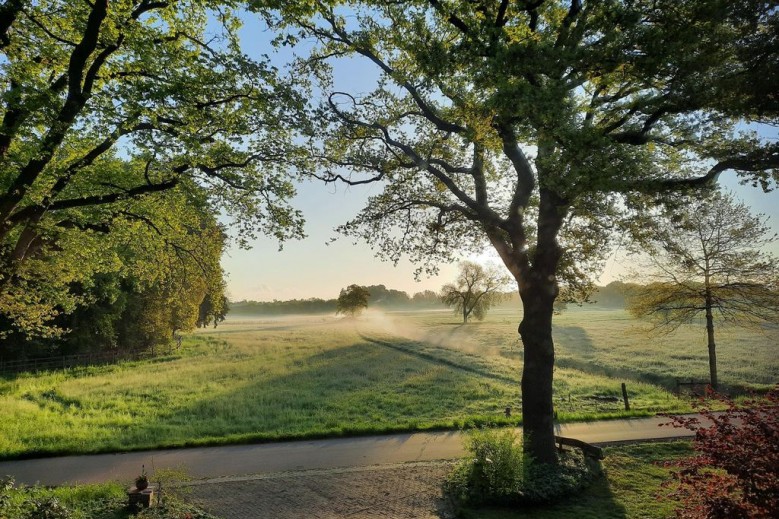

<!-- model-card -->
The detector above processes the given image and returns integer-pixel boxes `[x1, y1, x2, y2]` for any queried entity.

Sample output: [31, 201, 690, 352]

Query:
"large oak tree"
[267, 0, 779, 463]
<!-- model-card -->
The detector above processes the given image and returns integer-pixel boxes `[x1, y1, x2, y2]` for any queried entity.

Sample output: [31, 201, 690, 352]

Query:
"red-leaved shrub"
[660, 386, 779, 518]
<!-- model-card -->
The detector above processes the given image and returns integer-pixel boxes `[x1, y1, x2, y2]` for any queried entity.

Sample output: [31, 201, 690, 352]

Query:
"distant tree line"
[231, 285, 443, 316]
[231, 281, 639, 318]
[496, 281, 636, 310]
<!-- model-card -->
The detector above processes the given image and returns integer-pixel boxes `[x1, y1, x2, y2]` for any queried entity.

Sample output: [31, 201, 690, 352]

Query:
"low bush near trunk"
[445, 427, 600, 507]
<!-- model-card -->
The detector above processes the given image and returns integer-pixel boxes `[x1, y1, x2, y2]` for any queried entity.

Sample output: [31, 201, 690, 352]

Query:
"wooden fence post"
[621, 382, 630, 411]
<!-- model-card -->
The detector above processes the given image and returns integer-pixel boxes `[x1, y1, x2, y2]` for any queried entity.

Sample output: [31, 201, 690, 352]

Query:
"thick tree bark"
[514, 187, 567, 464]
[518, 276, 558, 464]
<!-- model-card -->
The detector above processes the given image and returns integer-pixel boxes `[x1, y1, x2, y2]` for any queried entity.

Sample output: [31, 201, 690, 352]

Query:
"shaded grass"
[456, 441, 692, 519]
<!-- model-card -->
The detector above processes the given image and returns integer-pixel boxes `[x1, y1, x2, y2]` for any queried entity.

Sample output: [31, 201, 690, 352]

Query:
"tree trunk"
[704, 291, 718, 389]
[463, 304, 468, 324]
[514, 188, 566, 464]
[518, 276, 558, 464]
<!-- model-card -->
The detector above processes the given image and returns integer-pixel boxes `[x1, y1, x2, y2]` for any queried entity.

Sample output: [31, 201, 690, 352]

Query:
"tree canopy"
[0, 0, 306, 339]
[267, 0, 779, 463]
[336, 284, 371, 317]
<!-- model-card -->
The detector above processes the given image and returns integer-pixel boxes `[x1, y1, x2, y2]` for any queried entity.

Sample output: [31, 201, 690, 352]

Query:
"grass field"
[383, 306, 778, 390]
[0, 307, 775, 458]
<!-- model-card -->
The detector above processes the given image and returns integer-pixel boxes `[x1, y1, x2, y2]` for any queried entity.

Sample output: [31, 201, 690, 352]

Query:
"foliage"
[269, 0, 779, 462]
[229, 288, 443, 316]
[0, 0, 305, 338]
[232, 297, 338, 315]
[457, 441, 692, 519]
[335, 284, 371, 317]
[446, 427, 598, 507]
[197, 292, 229, 329]
[627, 191, 779, 329]
[626, 190, 779, 387]
[0, 185, 229, 357]
[363, 284, 412, 307]
[440, 262, 510, 323]
[591, 282, 635, 309]
[661, 387, 779, 519]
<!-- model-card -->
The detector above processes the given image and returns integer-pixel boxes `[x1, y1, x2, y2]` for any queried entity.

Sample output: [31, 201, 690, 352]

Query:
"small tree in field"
[662, 387, 779, 519]
[336, 285, 370, 317]
[441, 262, 509, 323]
[627, 191, 779, 389]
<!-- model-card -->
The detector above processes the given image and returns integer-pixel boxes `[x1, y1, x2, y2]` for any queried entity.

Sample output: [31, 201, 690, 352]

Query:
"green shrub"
[446, 427, 600, 506]
[28, 497, 71, 519]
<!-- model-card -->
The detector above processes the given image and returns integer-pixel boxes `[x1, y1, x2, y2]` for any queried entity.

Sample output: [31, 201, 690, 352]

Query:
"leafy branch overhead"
[0, 0, 307, 256]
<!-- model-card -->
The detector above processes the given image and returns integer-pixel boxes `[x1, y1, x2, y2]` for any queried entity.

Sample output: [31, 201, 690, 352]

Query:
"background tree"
[268, 0, 779, 463]
[0, 0, 304, 338]
[626, 191, 779, 389]
[336, 284, 370, 317]
[440, 262, 509, 323]
[0, 181, 229, 358]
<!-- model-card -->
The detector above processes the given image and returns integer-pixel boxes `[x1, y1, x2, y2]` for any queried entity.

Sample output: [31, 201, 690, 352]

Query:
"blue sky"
[222, 13, 779, 302]
[222, 172, 779, 302]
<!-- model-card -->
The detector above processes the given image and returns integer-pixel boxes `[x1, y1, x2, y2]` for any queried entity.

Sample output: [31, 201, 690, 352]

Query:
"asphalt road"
[0, 414, 696, 487]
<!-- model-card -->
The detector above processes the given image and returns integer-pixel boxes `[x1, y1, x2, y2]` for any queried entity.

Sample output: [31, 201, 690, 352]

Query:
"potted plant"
[135, 465, 149, 491]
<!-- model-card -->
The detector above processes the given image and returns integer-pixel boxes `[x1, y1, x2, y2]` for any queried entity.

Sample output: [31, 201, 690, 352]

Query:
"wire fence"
[0, 335, 182, 375]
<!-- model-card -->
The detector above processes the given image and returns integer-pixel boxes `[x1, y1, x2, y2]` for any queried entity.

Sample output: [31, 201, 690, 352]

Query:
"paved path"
[0, 414, 692, 487]
[189, 461, 459, 519]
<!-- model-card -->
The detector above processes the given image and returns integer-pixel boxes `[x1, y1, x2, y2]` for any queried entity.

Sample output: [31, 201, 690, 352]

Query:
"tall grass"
[378, 306, 777, 390]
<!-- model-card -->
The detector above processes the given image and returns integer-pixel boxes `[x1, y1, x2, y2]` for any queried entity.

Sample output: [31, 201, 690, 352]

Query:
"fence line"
[0, 349, 150, 376]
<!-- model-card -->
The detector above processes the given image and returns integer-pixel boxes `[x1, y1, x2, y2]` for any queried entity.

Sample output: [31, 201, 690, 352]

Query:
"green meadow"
[1, 307, 775, 459]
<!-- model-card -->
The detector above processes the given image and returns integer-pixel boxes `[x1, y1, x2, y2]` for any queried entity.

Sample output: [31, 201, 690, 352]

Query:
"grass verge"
[455, 440, 692, 518]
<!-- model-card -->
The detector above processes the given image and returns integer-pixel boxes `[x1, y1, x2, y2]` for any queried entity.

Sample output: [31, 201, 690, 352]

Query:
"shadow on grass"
[554, 325, 678, 391]
[358, 333, 519, 385]
[13, 339, 517, 459]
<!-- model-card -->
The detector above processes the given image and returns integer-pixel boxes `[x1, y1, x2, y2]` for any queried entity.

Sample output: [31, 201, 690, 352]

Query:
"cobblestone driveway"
[191, 461, 458, 519]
